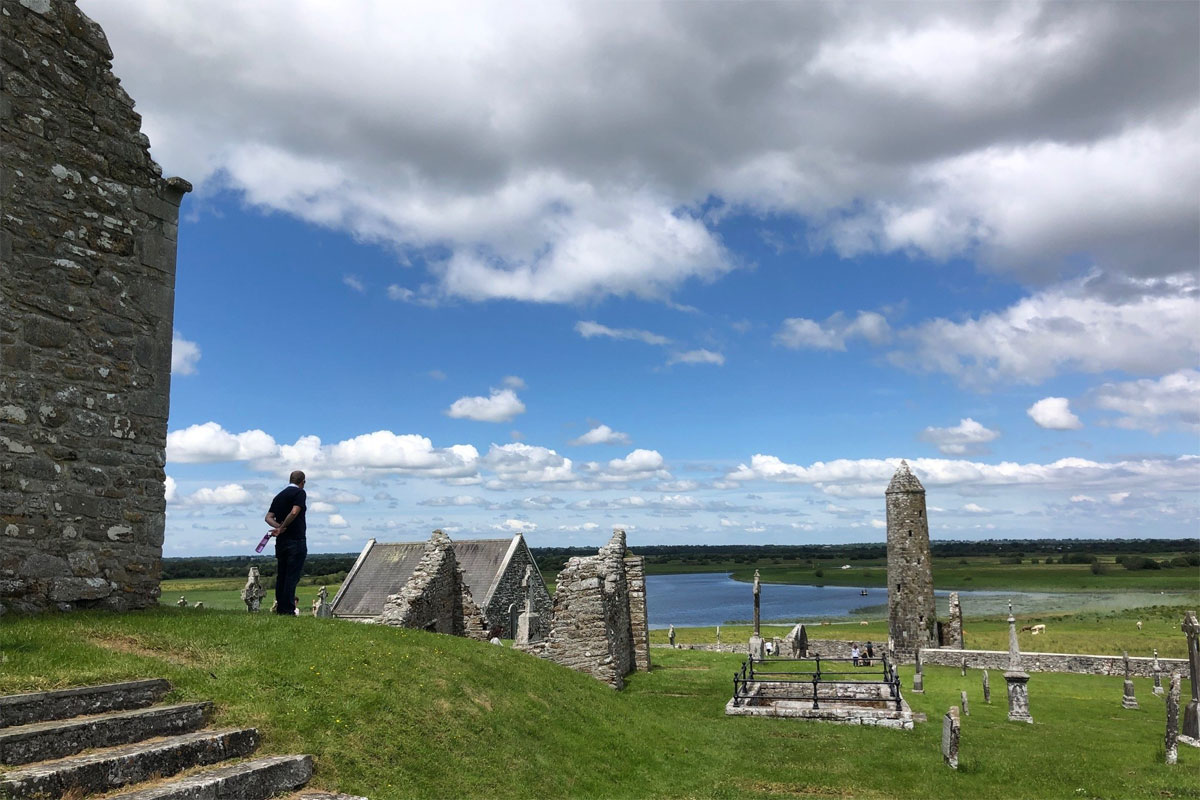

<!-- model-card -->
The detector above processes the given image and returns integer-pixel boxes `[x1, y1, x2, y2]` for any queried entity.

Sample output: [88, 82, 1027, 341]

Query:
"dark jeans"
[275, 538, 307, 615]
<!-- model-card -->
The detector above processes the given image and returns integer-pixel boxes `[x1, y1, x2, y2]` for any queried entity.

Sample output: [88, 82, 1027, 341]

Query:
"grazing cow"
[1030, 624, 1046, 635]
[1136, 620, 1143, 630]
[860, 621, 869, 626]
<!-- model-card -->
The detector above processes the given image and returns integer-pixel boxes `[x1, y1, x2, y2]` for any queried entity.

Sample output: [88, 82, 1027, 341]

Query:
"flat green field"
[650, 604, 1195, 660]
[646, 553, 1200, 593]
[1, 609, 1196, 799]
[161, 578, 341, 612]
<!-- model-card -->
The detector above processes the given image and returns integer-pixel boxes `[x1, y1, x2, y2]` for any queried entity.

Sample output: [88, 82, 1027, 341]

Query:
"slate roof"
[330, 535, 520, 618]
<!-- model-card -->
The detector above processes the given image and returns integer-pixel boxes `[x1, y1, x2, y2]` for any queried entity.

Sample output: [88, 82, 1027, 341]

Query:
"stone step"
[106, 754, 314, 799]
[0, 679, 171, 728]
[0, 701, 210, 766]
[0, 728, 259, 799]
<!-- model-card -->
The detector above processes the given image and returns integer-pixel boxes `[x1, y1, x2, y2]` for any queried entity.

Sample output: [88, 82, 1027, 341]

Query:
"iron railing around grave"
[731, 652, 902, 711]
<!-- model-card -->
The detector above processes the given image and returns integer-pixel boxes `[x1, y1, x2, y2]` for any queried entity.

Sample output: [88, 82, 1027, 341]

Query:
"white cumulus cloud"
[167, 422, 279, 463]
[446, 388, 526, 423]
[569, 424, 632, 446]
[184, 483, 253, 506]
[1027, 397, 1083, 430]
[919, 418, 1000, 455]
[1092, 369, 1200, 433]
[892, 279, 1200, 387]
[171, 332, 201, 375]
[776, 311, 891, 351]
[667, 349, 725, 366]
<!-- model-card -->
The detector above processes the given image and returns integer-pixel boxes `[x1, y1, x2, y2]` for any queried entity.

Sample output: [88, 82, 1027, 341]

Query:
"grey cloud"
[85, 1, 1199, 302]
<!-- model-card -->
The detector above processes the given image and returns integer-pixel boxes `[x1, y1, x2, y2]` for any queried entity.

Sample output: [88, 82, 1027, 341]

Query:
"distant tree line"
[163, 537, 1198, 581]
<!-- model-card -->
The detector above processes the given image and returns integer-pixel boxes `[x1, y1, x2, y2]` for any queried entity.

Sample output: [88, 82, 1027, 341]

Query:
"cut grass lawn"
[649, 605, 1196, 660]
[161, 578, 341, 612]
[1, 608, 1196, 799]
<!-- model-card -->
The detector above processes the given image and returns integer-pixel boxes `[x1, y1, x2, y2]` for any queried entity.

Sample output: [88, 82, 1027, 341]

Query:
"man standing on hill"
[266, 470, 308, 616]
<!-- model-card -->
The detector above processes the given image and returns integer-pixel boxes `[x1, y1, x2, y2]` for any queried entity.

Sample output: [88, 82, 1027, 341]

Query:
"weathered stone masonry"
[379, 530, 489, 640]
[886, 461, 937, 654]
[534, 529, 647, 689]
[1, 0, 189, 613]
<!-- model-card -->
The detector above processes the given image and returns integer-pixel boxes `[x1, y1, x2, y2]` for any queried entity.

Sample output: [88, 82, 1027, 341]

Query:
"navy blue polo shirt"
[268, 485, 307, 541]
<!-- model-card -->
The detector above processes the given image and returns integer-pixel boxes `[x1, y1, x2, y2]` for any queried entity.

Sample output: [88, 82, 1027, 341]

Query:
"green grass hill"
[1, 609, 1196, 799]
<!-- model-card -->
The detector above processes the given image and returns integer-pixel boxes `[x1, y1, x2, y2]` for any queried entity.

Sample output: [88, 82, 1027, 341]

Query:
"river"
[643, 571, 1188, 629]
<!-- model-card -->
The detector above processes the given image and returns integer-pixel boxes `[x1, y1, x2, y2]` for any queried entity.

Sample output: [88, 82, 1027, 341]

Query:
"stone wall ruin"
[531, 529, 647, 689]
[379, 529, 489, 640]
[1, 0, 189, 614]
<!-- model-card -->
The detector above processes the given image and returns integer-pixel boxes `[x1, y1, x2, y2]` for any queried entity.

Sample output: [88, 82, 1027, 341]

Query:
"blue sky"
[83, 1, 1199, 555]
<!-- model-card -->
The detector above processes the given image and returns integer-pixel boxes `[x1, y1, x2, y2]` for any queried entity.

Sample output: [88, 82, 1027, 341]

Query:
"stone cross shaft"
[752, 569, 761, 636]
[1007, 602, 1022, 671]
[1166, 672, 1181, 765]
[1121, 650, 1138, 710]
[1183, 610, 1200, 739]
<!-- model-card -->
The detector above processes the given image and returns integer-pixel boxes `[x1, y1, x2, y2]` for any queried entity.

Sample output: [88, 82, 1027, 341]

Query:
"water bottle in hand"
[255, 532, 272, 553]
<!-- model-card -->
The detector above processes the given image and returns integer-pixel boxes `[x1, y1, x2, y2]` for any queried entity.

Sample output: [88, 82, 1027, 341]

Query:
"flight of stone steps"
[0, 678, 366, 799]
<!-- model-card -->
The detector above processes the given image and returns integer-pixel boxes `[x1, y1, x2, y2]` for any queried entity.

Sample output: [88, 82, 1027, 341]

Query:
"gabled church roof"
[330, 533, 536, 618]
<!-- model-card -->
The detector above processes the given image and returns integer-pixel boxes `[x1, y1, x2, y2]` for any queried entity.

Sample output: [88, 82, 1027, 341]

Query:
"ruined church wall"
[1, 0, 189, 614]
[484, 543, 551, 639]
[624, 554, 651, 671]
[380, 533, 459, 635]
[541, 532, 636, 688]
[379, 532, 489, 639]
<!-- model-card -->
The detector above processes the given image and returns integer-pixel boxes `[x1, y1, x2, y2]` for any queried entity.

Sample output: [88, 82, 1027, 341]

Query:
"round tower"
[886, 460, 937, 654]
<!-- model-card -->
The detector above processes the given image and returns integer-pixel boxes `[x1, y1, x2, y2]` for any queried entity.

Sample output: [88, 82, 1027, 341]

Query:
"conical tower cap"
[886, 460, 925, 493]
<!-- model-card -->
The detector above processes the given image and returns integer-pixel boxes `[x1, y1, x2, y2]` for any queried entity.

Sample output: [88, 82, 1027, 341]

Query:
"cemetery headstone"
[1152, 649, 1164, 696]
[1166, 672, 1181, 765]
[241, 567, 265, 612]
[1004, 602, 1033, 723]
[982, 669, 991, 704]
[912, 648, 924, 694]
[668, 624, 676, 648]
[942, 706, 960, 769]
[961, 690, 969, 716]
[1121, 651, 1139, 710]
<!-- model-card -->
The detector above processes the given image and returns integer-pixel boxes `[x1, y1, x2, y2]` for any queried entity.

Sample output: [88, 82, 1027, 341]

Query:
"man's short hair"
[289, 470, 306, 485]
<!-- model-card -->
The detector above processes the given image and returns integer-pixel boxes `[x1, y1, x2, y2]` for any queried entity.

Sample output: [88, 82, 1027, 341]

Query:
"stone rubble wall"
[1, 0, 190, 614]
[664, 639, 881, 660]
[919, 647, 1188, 678]
[379, 530, 488, 639]
[537, 530, 638, 688]
[484, 540, 551, 639]
[624, 555, 651, 671]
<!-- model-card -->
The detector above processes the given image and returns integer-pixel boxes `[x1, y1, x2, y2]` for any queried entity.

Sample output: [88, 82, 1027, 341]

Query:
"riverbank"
[646, 551, 1199, 593]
